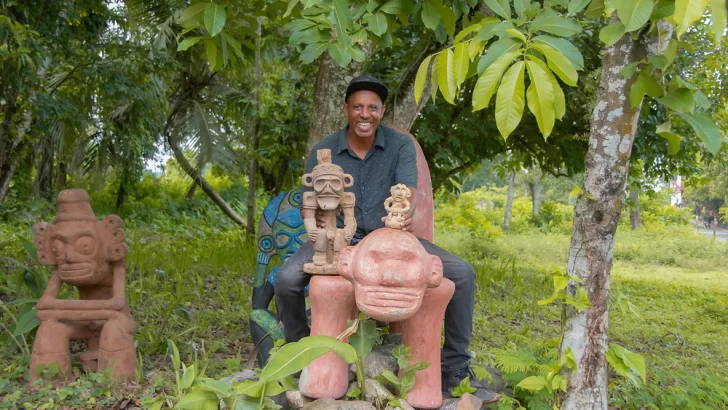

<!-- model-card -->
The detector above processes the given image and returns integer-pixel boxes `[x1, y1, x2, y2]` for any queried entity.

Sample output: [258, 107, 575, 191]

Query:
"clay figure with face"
[313, 172, 344, 211]
[50, 220, 106, 286]
[337, 229, 442, 322]
[391, 184, 411, 205]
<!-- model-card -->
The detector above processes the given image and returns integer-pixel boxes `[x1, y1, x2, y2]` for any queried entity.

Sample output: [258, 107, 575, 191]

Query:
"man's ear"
[337, 246, 355, 279]
[343, 102, 349, 119]
[427, 255, 443, 288]
[380, 104, 386, 118]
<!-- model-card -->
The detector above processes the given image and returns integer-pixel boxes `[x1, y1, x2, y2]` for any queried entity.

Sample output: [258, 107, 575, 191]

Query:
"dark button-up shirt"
[303, 125, 418, 241]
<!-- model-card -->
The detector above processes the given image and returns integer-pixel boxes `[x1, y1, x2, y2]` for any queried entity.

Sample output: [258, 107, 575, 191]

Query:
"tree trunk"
[530, 178, 542, 218]
[382, 44, 437, 131]
[57, 161, 67, 191]
[0, 160, 18, 203]
[186, 182, 197, 199]
[35, 132, 55, 200]
[560, 19, 669, 410]
[504, 171, 515, 231]
[247, 17, 262, 238]
[115, 169, 126, 211]
[629, 189, 642, 230]
[306, 47, 371, 153]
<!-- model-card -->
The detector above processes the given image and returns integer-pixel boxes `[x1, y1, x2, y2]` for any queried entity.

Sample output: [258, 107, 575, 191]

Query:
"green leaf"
[575, 286, 592, 309]
[662, 39, 678, 67]
[616, 0, 653, 32]
[657, 88, 696, 113]
[364, 13, 388, 36]
[532, 35, 584, 69]
[351, 45, 366, 62]
[473, 51, 520, 111]
[13, 307, 39, 336]
[529, 8, 583, 37]
[654, 122, 683, 153]
[377, 370, 401, 387]
[178, 3, 207, 27]
[709, 0, 727, 44]
[506, 28, 528, 42]
[421, 0, 441, 30]
[694, 89, 711, 109]
[478, 37, 521, 73]
[453, 43, 470, 87]
[327, 41, 352, 66]
[205, 38, 218, 71]
[549, 69, 566, 119]
[484, 0, 511, 19]
[260, 335, 357, 382]
[414, 55, 432, 104]
[392, 345, 411, 369]
[441, 5, 456, 37]
[200, 379, 231, 396]
[652, 0, 675, 19]
[620, 61, 640, 79]
[380, 0, 415, 15]
[284, 0, 300, 17]
[400, 371, 416, 395]
[516, 376, 548, 392]
[553, 275, 569, 291]
[676, 112, 722, 155]
[568, 0, 591, 14]
[234, 379, 265, 397]
[451, 376, 477, 397]
[477, 17, 508, 41]
[585, 0, 605, 18]
[204, 3, 226, 37]
[495, 61, 526, 139]
[437, 49, 457, 104]
[514, 0, 531, 18]
[180, 364, 196, 390]
[346, 386, 362, 398]
[538, 290, 560, 305]
[629, 72, 646, 108]
[673, 0, 710, 38]
[623, 352, 647, 383]
[530, 44, 578, 86]
[604, 0, 618, 16]
[525, 57, 555, 139]
[455, 22, 482, 43]
[349, 319, 377, 358]
[569, 185, 583, 199]
[300, 42, 328, 64]
[174, 390, 219, 410]
[599, 21, 625, 47]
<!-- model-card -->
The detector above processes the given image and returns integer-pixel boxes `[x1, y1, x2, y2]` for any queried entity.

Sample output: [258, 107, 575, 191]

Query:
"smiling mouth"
[59, 263, 94, 279]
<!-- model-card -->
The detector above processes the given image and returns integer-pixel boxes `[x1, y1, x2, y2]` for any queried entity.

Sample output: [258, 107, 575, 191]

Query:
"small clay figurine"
[301, 149, 356, 275]
[384, 183, 411, 229]
[30, 189, 136, 383]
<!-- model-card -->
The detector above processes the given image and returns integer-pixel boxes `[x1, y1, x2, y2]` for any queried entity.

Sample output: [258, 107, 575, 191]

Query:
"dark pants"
[274, 237, 475, 373]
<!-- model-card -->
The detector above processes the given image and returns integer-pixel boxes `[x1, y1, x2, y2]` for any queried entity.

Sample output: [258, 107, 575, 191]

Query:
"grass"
[1, 196, 727, 409]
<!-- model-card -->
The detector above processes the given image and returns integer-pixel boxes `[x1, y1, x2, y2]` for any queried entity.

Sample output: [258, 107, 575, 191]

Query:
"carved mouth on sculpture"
[355, 286, 424, 321]
[59, 262, 95, 283]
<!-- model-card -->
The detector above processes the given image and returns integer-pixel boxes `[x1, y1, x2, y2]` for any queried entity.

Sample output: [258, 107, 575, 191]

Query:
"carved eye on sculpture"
[52, 240, 64, 257]
[258, 235, 275, 253]
[74, 235, 96, 255]
[314, 178, 342, 192]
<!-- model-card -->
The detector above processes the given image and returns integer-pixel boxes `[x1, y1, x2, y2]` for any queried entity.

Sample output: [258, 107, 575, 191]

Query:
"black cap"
[345, 74, 388, 103]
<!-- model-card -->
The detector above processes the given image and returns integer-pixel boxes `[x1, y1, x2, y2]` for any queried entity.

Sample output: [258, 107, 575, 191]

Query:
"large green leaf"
[178, 3, 207, 27]
[532, 35, 584, 69]
[616, 0, 653, 31]
[477, 37, 521, 73]
[568, 0, 591, 14]
[530, 44, 577, 86]
[473, 51, 520, 111]
[348, 319, 377, 358]
[529, 8, 583, 37]
[476, 17, 507, 41]
[656, 121, 682, 155]
[440, 5, 456, 36]
[379, 0, 416, 15]
[549, 69, 566, 119]
[333, 0, 353, 30]
[203, 3, 226, 37]
[421, 0, 441, 30]
[328, 41, 352, 66]
[260, 335, 357, 382]
[676, 112, 722, 155]
[516, 375, 548, 392]
[364, 12, 388, 36]
[300, 42, 328, 63]
[453, 42, 470, 87]
[599, 21, 626, 46]
[585, 0, 605, 18]
[514, 0, 531, 18]
[12, 307, 39, 336]
[205, 39, 218, 71]
[437, 49, 457, 103]
[495, 61, 526, 138]
[657, 88, 696, 113]
[628, 71, 646, 108]
[177, 37, 202, 51]
[484, 0, 511, 19]
[525, 57, 555, 138]
[174, 390, 219, 410]
[673, 0, 710, 38]
[709, 0, 727, 44]
[414, 55, 432, 104]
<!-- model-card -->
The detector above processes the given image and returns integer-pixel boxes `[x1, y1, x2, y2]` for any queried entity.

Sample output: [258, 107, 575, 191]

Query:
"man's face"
[344, 90, 386, 140]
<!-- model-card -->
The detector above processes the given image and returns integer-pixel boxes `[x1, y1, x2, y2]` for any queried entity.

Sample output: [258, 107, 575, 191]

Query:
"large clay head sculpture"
[337, 229, 443, 321]
[302, 149, 353, 210]
[34, 189, 127, 282]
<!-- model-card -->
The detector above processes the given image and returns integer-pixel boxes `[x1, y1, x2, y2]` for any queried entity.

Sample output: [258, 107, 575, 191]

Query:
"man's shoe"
[442, 366, 501, 404]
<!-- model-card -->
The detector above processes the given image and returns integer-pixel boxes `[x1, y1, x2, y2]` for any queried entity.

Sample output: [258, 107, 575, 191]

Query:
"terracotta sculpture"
[30, 189, 136, 383]
[383, 183, 412, 230]
[301, 149, 356, 275]
[300, 229, 454, 409]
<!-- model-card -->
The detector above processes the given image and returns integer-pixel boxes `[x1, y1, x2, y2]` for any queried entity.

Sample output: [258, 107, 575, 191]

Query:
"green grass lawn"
[2, 213, 727, 409]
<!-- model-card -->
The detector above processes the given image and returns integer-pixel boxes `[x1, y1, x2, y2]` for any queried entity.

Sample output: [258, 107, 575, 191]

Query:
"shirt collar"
[336, 125, 387, 154]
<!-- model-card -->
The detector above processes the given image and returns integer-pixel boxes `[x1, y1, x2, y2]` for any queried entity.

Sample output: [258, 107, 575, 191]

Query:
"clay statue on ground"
[300, 228, 454, 409]
[301, 149, 356, 275]
[30, 189, 136, 383]
[383, 183, 411, 230]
